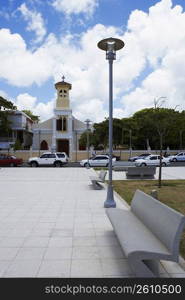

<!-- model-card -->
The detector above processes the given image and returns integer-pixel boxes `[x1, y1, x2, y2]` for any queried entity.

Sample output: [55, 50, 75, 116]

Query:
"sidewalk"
[0, 167, 185, 277]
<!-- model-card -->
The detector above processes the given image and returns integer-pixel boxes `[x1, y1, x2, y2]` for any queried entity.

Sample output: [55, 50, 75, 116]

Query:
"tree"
[152, 108, 177, 187]
[79, 131, 94, 149]
[112, 118, 122, 149]
[22, 110, 40, 122]
[120, 117, 137, 150]
[175, 111, 185, 151]
[134, 108, 177, 187]
[0, 96, 17, 110]
[79, 106, 183, 153]
[13, 139, 22, 151]
[91, 119, 109, 150]
[0, 96, 17, 138]
[132, 108, 181, 150]
[132, 109, 158, 149]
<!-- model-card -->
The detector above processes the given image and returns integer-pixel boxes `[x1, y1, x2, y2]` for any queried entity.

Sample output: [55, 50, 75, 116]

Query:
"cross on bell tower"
[62, 75, 65, 82]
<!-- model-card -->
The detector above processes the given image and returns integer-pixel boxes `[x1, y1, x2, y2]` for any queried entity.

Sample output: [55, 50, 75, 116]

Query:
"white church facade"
[32, 78, 87, 159]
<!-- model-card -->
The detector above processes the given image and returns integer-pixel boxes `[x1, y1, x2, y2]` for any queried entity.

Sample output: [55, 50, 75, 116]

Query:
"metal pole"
[84, 119, 91, 168]
[121, 128, 124, 146]
[76, 131, 78, 162]
[97, 37, 124, 208]
[129, 129, 132, 158]
[38, 130, 41, 156]
[87, 128, 89, 161]
[104, 56, 116, 208]
[180, 130, 182, 151]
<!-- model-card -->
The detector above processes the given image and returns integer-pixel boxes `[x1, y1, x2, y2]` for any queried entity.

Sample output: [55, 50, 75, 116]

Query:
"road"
[18, 160, 185, 168]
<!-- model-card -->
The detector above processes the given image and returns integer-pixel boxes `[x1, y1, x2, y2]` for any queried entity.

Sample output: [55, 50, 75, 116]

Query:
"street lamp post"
[38, 129, 41, 156]
[129, 129, 132, 158]
[84, 119, 92, 165]
[75, 130, 78, 162]
[179, 130, 184, 151]
[98, 37, 124, 208]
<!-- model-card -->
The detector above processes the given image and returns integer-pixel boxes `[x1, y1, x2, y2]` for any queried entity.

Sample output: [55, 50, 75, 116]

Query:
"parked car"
[80, 155, 116, 167]
[105, 153, 120, 161]
[135, 154, 171, 167]
[128, 153, 151, 162]
[169, 152, 185, 162]
[28, 152, 68, 167]
[0, 154, 23, 167]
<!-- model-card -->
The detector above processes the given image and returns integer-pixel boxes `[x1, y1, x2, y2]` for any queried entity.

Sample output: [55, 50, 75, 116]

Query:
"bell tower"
[52, 76, 73, 158]
[55, 76, 72, 109]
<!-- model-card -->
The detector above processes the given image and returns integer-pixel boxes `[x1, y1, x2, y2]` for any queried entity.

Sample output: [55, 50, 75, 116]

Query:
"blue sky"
[0, 0, 185, 122]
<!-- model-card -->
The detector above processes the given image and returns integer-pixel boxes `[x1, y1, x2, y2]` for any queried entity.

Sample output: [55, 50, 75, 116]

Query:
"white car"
[135, 154, 170, 167]
[169, 152, 185, 162]
[28, 152, 68, 167]
[80, 155, 116, 167]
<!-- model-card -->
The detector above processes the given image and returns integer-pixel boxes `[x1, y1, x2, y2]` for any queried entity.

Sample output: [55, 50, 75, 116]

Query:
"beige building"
[32, 78, 87, 159]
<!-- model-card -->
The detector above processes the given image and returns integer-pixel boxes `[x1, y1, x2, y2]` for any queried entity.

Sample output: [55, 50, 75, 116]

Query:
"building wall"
[32, 132, 52, 150]
[39, 118, 53, 129]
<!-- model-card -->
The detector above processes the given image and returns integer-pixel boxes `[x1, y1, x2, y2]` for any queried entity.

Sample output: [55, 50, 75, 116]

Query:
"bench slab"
[106, 189, 185, 277]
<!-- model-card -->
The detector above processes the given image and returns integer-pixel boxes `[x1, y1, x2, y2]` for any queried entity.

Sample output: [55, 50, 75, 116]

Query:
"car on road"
[28, 152, 68, 167]
[169, 152, 185, 162]
[80, 155, 116, 168]
[135, 154, 171, 167]
[128, 153, 151, 161]
[0, 154, 23, 167]
[104, 153, 120, 161]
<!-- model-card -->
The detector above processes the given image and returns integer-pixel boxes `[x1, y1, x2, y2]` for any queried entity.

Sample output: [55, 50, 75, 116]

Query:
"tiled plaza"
[0, 167, 185, 277]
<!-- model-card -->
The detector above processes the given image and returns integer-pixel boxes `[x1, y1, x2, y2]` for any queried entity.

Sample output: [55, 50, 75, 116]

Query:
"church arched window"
[40, 140, 48, 150]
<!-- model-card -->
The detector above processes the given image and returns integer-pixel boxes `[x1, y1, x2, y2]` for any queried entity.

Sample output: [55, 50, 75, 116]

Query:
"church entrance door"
[57, 139, 69, 156]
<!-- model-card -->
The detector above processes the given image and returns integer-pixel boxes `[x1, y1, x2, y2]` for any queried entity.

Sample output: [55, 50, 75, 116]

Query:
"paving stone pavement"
[0, 167, 185, 278]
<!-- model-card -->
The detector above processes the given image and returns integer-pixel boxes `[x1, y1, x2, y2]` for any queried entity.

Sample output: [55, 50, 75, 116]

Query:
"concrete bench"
[106, 189, 185, 277]
[113, 166, 129, 172]
[126, 166, 156, 178]
[90, 170, 107, 190]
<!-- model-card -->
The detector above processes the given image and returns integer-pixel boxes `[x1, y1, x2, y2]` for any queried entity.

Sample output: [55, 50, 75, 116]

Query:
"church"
[32, 77, 87, 159]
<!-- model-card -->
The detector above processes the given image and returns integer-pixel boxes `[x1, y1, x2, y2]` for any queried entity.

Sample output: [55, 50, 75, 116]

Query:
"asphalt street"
[17, 160, 185, 168]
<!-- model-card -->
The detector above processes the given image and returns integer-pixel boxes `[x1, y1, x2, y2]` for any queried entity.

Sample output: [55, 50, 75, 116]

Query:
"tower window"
[56, 119, 62, 130]
[56, 117, 67, 131]
[63, 117, 67, 131]
[59, 89, 67, 97]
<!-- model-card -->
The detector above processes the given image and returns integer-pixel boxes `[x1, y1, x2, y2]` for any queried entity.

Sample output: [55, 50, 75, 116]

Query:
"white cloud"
[119, 0, 185, 116]
[15, 93, 37, 110]
[1, 0, 185, 123]
[18, 3, 46, 43]
[0, 29, 54, 86]
[74, 98, 108, 123]
[113, 108, 126, 119]
[33, 100, 54, 121]
[14, 93, 54, 121]
[52, 0, 98, 17]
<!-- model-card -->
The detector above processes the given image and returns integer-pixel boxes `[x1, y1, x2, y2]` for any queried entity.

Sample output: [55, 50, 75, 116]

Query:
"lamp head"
[97, 37, 124, 60]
